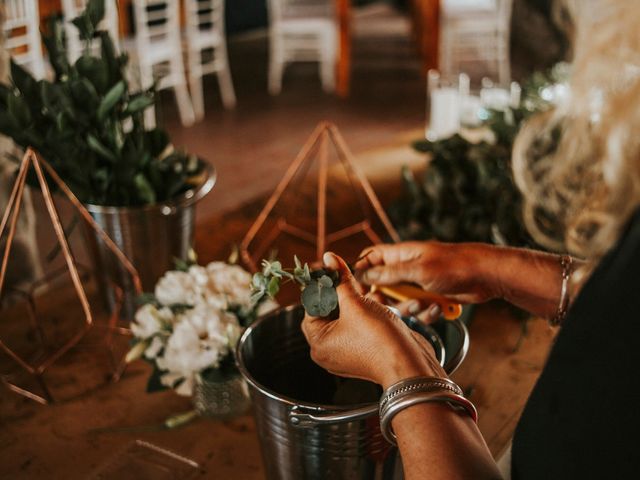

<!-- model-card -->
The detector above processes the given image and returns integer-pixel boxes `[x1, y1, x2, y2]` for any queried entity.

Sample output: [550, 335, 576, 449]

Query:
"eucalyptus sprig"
[251, 256, 340, 317]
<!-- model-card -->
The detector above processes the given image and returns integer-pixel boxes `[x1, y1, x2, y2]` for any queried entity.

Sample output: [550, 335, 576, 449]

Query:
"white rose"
[155, 304, 240, 396]
[154, 270, 201, 306]
[144, 335, 165, 359]
[187, 265, 209, 287]
[204, 293, 229, 310]
[157, 321, 219, 380]
[131, 304, 167, 339]
[226, 322, 244, 350]
[205, 262, 253, 307]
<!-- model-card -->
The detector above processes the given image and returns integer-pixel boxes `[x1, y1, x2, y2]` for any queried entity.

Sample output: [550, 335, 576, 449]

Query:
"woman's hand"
[301, 252, 446, 389]
[354, 241, 500, 321]
[355, 241, 571, 321]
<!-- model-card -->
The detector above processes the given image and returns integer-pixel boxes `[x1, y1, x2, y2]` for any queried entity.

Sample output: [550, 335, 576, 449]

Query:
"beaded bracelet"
[549, 255, 573, 326]
[379, 377, 477, 446]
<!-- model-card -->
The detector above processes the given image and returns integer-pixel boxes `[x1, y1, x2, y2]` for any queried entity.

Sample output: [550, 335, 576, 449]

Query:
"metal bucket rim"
[236, 304, 378, 413]
[83, 161, 216, 213]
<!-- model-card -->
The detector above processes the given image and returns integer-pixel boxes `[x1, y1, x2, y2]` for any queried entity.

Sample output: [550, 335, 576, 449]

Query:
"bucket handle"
[442, 318, 470, 375]
[289, 404, 378, 428]
[395, 308, 469, 375]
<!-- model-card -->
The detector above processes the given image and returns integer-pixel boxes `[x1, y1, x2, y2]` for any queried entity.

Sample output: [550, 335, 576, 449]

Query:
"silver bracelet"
[379, 376, 463, 413]
[379, 377, 477, 446]
[550, 255, 573, 326]
[380, 390, 478, 445]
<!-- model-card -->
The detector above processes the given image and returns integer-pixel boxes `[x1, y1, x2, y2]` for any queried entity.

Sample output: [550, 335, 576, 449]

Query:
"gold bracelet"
[549, 255, 573, 326]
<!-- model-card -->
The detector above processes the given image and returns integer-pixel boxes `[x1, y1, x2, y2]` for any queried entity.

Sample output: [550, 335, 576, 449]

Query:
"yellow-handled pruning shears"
[370, 283, 463, 320]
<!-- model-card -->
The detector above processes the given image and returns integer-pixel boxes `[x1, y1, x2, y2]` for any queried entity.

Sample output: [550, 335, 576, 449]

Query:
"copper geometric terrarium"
[240, 122, 400, 272]
[0, 148, 141, 403]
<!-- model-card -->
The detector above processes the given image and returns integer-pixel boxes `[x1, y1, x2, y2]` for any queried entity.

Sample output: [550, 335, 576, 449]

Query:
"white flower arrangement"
[127, 261, 276, 396]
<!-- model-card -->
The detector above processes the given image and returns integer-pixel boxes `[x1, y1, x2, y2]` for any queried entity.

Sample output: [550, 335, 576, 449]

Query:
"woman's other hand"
[301, 252, 446, 389]
[355, 241, 500, 304]
[355, 241, 570, 320]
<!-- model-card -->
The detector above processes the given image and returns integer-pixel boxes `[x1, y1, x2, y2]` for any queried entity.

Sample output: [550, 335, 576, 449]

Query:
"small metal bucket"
[236, 305, 469, 480]
[82, 164, 216, 318]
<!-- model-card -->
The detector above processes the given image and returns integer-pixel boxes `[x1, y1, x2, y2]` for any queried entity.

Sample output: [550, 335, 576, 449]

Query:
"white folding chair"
[61, 0, 121, 63]
[267, 0, 338, 95]
[132, 0, 195, 127]
[2, 0, 46, 79]
[439, 0, 513, 85]
[184, 0, 236, 120]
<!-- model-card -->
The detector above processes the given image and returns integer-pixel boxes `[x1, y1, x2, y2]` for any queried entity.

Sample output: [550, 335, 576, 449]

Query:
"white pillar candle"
[460, 94, 482, 127]
[481, 87, 511, 111]
[428, 87, 460, 141]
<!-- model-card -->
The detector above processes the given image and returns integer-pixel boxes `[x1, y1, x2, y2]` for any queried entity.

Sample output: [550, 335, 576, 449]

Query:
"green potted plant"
[0, 0, 215, 316]
[390, 64, 569, 248]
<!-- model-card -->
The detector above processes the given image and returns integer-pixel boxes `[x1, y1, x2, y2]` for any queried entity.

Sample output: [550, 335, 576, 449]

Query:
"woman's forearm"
[483, 246, 578, 318]
[378, 358, 502, 480]
[392, 403, 502, 480]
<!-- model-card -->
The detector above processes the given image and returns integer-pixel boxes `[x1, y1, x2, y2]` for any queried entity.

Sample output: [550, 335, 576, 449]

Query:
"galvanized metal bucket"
[236, 305, 469, 480]
[82, 164, 216, 318]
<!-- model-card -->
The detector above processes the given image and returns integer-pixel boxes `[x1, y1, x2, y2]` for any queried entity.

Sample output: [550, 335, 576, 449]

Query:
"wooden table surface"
[0, 132, 554, 477]
[0, 202, 555, 479]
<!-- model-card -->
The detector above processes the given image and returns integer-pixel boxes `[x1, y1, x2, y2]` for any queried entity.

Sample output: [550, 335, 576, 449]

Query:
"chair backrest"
[61, 0, 120, 62]
[133, 0, 181, 51]
[267, 0, 333, 24]
[2, 0, 45, 77]
[184, 0, 225, 38]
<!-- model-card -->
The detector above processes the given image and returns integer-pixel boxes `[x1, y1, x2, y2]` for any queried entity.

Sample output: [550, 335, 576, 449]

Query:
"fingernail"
[427, 304, 442, 320]
[362, 269, 378, 283]
[323, 252, 337, 268]
[408, 300, 421, 314]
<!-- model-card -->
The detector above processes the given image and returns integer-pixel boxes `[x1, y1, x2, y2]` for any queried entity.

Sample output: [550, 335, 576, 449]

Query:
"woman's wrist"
[377, 345, 447, 389]
[492, 246, 566, 318]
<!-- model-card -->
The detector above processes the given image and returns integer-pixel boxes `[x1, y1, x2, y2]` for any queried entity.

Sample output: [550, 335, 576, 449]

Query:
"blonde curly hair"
[513, 0, 640, 264]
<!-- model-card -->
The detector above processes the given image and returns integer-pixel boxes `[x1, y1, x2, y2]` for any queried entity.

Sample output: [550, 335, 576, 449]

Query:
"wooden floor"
[160, 5, 426, 220]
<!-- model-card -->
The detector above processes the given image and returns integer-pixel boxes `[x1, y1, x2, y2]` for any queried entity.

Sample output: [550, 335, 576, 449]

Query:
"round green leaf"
[301, 280, 338, 317]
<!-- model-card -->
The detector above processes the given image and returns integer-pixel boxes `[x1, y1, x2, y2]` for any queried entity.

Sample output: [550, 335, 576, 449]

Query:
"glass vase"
[192, 372, 251, 420]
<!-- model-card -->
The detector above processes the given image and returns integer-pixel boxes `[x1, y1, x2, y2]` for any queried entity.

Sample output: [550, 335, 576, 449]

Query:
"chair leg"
[190, 72, 205, 122]
[138, 62, 157, 129]
[268, 36, 284, 95]
[320, 53, 336, 93]
[186, 47, 204, 121]
[217, 50, 237, 110]
[188, 50, 204, 122]
[174, 81, 196, 127]
[170, 57, 196, 127]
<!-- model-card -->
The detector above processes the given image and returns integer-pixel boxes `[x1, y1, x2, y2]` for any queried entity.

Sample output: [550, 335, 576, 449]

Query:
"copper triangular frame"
[240, 122, 400, 271]
[0, 148, 142, 403]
